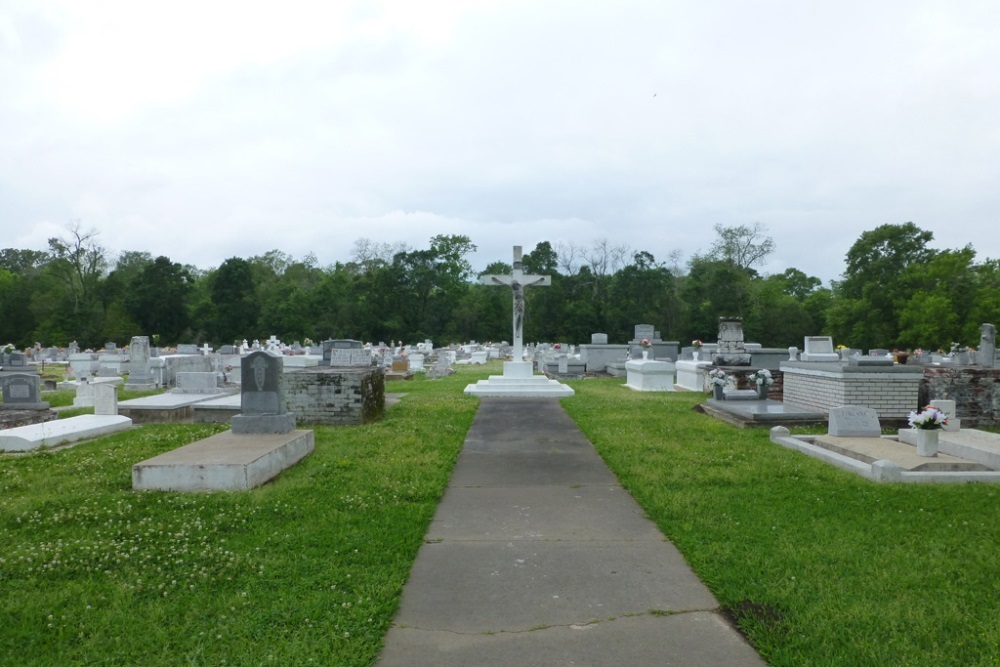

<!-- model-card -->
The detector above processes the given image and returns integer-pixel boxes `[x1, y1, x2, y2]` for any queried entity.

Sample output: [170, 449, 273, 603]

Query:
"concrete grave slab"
[0, 415, 132, 452]
[131, 429, 314, 491]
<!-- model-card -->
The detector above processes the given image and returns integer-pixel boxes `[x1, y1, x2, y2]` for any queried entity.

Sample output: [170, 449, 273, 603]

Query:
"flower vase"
[915, 429, 939, 457]
[756, 384, 769, 400]
[692, 350, 700, 362]
[713, 385, 724, 400]
[642, 350, 649, 360]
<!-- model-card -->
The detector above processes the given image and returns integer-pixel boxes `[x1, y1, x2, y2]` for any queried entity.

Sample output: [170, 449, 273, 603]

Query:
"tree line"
[1, 221, 997, 353]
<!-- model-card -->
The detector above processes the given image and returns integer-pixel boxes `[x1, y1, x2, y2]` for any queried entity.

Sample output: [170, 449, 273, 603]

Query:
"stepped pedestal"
[464, 361, 574, 398]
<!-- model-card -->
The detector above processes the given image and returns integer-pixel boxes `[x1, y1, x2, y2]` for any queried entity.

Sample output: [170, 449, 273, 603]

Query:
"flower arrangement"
[748, 369, 774, 386]
[836, 344, 847, 351]
[708, 368, 729, 387]
[2, 343, 13, 356]
[691, 339, 703, 349]
[908, 405, 948, 430]
[640, 338, 651, 349]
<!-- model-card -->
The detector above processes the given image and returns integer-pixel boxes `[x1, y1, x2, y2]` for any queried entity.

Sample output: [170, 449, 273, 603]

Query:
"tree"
[126, 257, 193, 343]
[708, 222, 775, 271]
[830, 222, 936, 348]
[209, 258, 259, 345]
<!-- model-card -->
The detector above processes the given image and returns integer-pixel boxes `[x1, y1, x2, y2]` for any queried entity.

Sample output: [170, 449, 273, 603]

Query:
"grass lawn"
[3, 365, 1000, 666]
[561, 378, 1000, 667]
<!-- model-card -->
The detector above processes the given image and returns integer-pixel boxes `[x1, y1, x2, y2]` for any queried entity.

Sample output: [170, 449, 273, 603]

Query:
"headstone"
[328, 348, 372, 367]
[177, 344, 199, 355]
[800, 336, 841, 362]
[231, 351, 296, 434]
[74, 379, 95, 407]
[7, 351, 27, 367]
[68, 341, 80, 355]
[125, 335, 157, 390]
[979, 323, 996, 368]
[408, 353, 425, 372]
[93, 383, 118, 416]
[828, 406, 882, 438]
[105, 342, 117, 351]
[713, 317, 751, 365]
[172, 372, 224, 394]
[0, 373, 50, 410]
[634, 324, 655, 342]
[427, 354, 454, 378]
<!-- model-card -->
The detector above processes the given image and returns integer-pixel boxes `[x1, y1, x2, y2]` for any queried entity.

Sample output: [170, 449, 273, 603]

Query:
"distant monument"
[465, 245, 573, 397]
[713, 317, 752, 366]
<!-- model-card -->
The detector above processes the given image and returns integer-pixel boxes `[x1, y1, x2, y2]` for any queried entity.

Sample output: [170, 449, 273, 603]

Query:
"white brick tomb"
[781, 361, 922, 419]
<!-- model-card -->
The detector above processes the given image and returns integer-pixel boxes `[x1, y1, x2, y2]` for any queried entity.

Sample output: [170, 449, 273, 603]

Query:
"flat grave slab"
[900, 428, 1000, 469]
[770, 428, 1000, 483]
[118, 392, 220, 423]
[701, 399, 825, 427]
[132, 429, 314, 491]
[0, 415, 133, 452]
[811, 435, 988, 471]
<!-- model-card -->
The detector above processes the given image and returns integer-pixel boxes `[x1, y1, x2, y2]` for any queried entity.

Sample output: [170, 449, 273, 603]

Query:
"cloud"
[2, 0, 999, 285]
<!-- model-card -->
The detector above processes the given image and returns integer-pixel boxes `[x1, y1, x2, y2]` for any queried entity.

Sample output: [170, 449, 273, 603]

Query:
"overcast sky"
[2, 0, 997, 284]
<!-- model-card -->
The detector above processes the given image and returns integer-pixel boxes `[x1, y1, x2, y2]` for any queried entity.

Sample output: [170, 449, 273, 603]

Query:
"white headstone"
[828, 406, 881, 438]
[93, 383, 118, 416]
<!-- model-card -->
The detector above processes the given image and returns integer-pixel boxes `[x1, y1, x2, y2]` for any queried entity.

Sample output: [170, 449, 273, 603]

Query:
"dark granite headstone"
[231, 351, 295, 433]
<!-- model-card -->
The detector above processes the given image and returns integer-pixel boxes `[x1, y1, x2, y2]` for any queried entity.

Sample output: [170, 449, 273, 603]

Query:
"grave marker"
[828, 406, 882, 438]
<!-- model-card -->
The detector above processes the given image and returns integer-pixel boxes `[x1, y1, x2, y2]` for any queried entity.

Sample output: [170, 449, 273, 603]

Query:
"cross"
[481, 246, 551, 361]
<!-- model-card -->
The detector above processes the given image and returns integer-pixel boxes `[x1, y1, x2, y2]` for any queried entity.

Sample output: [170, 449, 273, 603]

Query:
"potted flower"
[640, 338, 652, 359]
[691, 339, 704, 361]
[748, 369, 774, 400]
[708, 368, 729, 400]
[907, 404, 948, 456]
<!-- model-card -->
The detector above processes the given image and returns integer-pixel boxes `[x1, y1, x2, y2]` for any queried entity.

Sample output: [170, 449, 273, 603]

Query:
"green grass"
[1, 364, 490, 667]
[561, 378, 1000, 667]
[5, 367, 1000, 665]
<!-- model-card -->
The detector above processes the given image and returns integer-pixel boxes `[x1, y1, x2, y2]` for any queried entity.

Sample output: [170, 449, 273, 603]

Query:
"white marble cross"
[481, 246, 551, 361]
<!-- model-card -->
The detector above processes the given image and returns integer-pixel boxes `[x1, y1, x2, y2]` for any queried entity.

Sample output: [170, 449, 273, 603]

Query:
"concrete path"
[376, 398, 766, 666]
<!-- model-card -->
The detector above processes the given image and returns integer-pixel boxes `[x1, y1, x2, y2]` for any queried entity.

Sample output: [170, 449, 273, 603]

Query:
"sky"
[2, 0, 998, 284]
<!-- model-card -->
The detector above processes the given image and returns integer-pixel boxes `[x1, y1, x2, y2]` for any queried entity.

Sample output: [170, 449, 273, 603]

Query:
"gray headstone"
[0, 373, 49, 410]
[714, 317, 751, 366]
[329, 349, 372, 367]
[633, 324, 655, 341]
[231, 351, 295, 434]
[176, 343, 199, 355]
[591, 333, 609, 345]
[979, 323, 996, 368]
[828, 406, 882, 438]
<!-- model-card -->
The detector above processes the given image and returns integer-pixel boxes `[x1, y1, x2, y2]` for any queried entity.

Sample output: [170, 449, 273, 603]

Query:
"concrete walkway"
[376, 398, 766, 666]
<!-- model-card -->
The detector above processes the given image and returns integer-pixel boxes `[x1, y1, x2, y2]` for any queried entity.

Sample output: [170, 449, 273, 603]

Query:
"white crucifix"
[481, 245, 551, 362]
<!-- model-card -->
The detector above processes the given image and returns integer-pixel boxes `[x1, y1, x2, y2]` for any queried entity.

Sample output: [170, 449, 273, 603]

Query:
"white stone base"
[464, 361, 574, 397]
[132, 429, 315, 491]
[0, 415, 133, 452]
[674, 360, 711, 391]
[624, 359, 675, 392]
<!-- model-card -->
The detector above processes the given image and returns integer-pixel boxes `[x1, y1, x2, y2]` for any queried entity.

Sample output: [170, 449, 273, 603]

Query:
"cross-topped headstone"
[481, 246, 551, 361]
